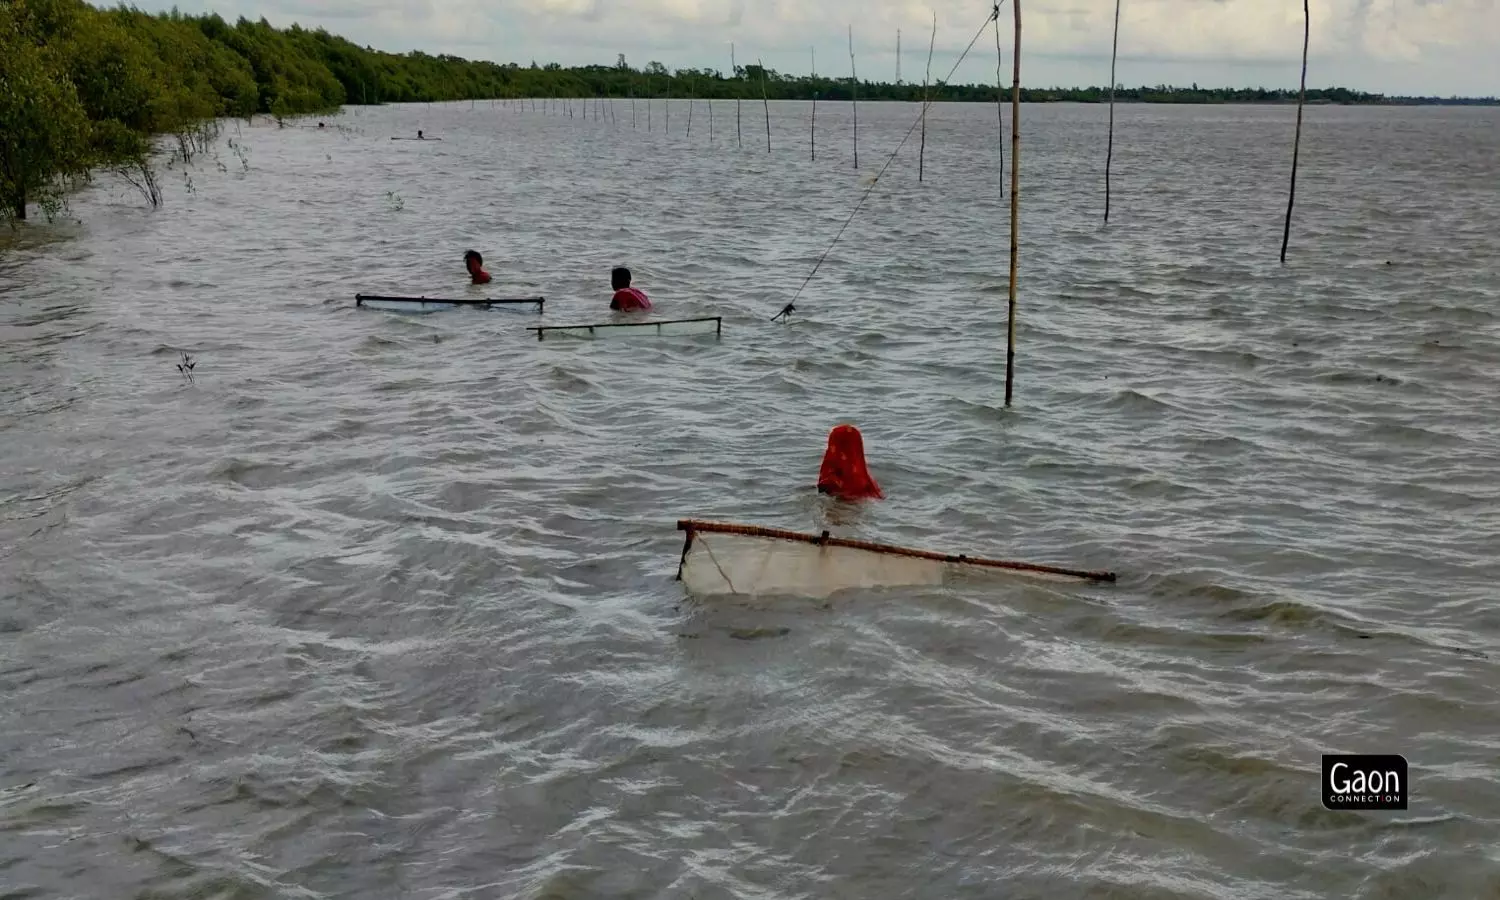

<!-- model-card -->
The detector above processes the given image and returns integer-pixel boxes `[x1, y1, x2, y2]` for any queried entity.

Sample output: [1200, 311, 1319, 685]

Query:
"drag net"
[675, 521, 1115, 600]
[531, 317, 721, 340]
[356, 296, 543, 314]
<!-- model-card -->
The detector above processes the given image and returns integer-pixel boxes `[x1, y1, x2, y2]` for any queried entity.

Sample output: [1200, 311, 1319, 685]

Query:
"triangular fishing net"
[675, 521, 1115, 600]
[530, 317, 721, 340]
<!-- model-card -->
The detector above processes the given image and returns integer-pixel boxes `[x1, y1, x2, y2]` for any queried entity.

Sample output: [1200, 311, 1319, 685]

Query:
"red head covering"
[817, 424, 883, 500]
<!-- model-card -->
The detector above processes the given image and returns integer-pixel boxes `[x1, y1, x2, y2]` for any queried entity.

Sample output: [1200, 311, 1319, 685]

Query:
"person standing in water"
[609, 267, 652, 312]
[817, 425, 883, 500]
[464, 250, 491, 284]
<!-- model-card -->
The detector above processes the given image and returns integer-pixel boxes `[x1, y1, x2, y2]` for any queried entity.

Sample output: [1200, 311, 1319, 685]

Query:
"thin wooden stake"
[759, 58, 772, 152]
[920, 12, 936, 182]
[1105, 0, 1121, 223]
[994, 11, 1004, 198]
[1281, 0, 1309, 264]
[1005, 0, 1021, 408]
[811, 47, 818, 162]
[688, 77, 695, 137]
[849, 25, 860, 169]
[733, 44, 743, 148]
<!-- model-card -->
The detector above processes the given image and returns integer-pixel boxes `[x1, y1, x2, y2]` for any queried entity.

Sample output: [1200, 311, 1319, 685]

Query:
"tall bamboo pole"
[849, 26, 860, 169]
[1105, 0, 1120, 223]
[1004, 0, 1021, 407]
[811, 46, 818, 161]
[920, 12, 936, 182]
[688, 77, 695, 137]
[1281, 0, 1309, 264]
[733, 44, 743, 148]
[759, 58, 772, 152]
[994, 12, 1004, 198]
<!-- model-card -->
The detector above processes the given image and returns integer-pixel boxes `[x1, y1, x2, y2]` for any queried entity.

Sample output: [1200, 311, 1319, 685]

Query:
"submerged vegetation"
[3, 0, 1495, 223]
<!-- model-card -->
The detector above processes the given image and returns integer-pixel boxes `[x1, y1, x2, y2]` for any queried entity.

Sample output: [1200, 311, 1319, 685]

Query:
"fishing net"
[675, 520, 1116, 600]
[355, 295, 544, 314]
[530, 317, 722, 340]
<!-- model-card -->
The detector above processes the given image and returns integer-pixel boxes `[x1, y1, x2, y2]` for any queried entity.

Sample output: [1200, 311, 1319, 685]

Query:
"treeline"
[533, 64, 1496, 106]
[0, 0, 544, 222]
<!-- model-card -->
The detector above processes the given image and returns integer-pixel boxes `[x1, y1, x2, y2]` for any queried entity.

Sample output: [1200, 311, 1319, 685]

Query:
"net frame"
[355, 295, 545, 313]
[675, 519, 1117, 591]
[528, 317, 723, 341]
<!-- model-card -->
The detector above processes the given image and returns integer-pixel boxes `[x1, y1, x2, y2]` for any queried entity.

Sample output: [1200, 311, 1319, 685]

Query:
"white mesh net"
[532, 317, 721, 340]
[676, 522, 1114, 600]
[356, 296, 543, 314]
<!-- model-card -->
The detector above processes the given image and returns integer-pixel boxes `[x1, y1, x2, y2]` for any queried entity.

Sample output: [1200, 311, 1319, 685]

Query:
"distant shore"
[440, 91, 1500, 108]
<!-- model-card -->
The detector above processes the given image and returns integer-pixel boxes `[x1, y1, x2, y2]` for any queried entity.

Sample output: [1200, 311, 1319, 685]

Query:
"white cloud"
[154, 0, 1500, 95]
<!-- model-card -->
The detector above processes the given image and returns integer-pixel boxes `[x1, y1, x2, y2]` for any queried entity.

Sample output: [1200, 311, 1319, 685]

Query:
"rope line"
[772, 3, 1007, 323]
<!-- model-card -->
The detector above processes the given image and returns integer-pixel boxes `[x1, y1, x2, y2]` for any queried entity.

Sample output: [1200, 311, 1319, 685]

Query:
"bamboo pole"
[849, 26, 860, 169]
[1004, 0, 1021, 408]
[811, 47, 817, 162]
[1281, 0, 1309, 264]
[920, 12, 936, 182]
[688, 77, 695, 137]
[733, 44, 743, 148]
[1105, 0, 1121, 223]
[994, 11, 1004, 198]
[759, 58, 772, 152]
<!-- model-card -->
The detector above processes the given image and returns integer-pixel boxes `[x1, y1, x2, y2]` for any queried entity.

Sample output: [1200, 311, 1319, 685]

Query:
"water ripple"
[0, 101, 1497, 899]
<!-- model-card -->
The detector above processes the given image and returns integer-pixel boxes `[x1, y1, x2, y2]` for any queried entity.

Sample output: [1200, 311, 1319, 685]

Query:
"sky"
[147, 0, 1499, 97]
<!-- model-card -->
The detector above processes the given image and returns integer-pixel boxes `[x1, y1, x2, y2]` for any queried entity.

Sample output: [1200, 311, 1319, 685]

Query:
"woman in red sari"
[817, 425, 883, 501]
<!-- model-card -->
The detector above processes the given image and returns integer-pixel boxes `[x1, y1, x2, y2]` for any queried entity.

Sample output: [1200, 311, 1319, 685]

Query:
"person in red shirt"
[817, 424, 883, 501]
[464, 250, 491, 284]
[609, 267, 652, 312]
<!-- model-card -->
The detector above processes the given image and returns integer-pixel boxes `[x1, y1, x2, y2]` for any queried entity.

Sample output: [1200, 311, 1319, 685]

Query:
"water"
[2, 99, 1498, 899]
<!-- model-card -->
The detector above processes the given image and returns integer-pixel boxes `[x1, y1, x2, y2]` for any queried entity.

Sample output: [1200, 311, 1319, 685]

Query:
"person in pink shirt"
[610, 267, 652, 312]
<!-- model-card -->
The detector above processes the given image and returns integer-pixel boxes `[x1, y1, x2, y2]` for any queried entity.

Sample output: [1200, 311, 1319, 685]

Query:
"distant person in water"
[464, 250, 491, 284]
[417, 130, 425, 140]
[817, 424, 883, 501]
[609, 267, 651, 312]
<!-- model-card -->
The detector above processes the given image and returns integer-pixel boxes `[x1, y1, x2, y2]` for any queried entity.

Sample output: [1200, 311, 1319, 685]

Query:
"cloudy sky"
[148, 0, 1498, 96]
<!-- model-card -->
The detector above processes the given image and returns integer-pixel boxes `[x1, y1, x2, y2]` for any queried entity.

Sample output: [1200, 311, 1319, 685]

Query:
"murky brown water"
[2, 99, 1498, 899]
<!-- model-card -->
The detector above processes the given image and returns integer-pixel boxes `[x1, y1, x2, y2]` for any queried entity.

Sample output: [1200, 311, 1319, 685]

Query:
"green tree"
[0, 1, 92, 222]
